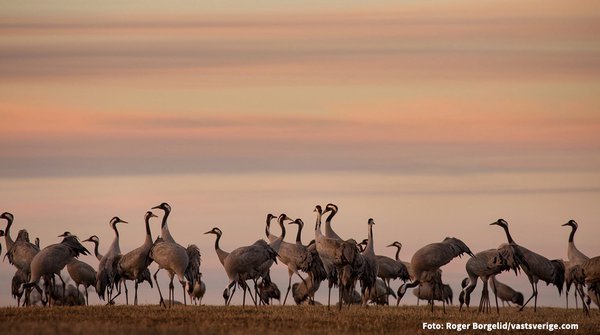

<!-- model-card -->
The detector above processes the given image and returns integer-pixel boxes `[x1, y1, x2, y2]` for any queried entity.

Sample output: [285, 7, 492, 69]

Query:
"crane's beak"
[151, 205, 161, 210]
[561, 222, 570, 227]
[489, 222, 498, 226]
[204, 231, 213, 235]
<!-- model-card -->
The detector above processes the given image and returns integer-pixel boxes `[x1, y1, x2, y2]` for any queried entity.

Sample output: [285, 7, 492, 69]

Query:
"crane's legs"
[520, 280, 537, 312]
[134, 281, 138, 305]
[492, 283, 499, 314]
[283, 274, 293, 305]
[124, 281, 129, 305]
[181, 280, 187, 306]
[478, 281, 490, 313]
[575, 284, 589, 316]
[168, 278, 174, 308]
[85, 286, 89, 306]
[226, 282, 236, 306]
[153, 269, 167, 308]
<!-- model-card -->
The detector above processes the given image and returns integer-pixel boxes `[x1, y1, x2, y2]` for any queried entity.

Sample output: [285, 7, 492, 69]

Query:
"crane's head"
[151, 202, 171, 213]
[82, 235, 100, 244]
[313, 205, 322, 214]
[561, 219, 578, 229]
[325, 203, 338, 213]
[368, 218, 375, 226]
[265, 213, 277, 226]
[277, 214, 293, 224]
[145, 211, 158, 221]
[0, 212, 14, 222]
[204, 227, 222, 236]
[58, 231, 72, 238]
[490, 218, 508, 228]
[386, 241, 402, 249]
[109, 216, 128, 227]
[289, 218, 304, 227]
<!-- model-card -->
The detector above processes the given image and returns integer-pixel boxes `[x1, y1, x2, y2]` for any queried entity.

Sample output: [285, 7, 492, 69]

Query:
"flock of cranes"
[0, 205, 598, 316]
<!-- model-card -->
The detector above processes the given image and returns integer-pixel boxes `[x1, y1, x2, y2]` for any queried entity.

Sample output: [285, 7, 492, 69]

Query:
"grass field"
[1, 305, 598, 335]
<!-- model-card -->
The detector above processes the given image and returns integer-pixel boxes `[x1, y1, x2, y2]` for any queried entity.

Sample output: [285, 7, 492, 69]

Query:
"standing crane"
[491, 219, 564, 312]
[315, 204, 360, 310]
[96, 216, 128, 303]
[117, 211, 157, 305]
[398, 237, 474, 312]
[150, 202, 201, 307]
[562, 220, 590, 309]
[205, 227, 277, 307]
[359, 218, 378, 306]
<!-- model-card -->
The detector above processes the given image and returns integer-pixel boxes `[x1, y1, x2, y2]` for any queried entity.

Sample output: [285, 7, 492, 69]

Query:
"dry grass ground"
[0, 305, 598, 335]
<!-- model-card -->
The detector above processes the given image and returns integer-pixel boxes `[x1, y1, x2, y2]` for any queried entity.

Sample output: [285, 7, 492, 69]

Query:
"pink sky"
[1, 0, 599, 306]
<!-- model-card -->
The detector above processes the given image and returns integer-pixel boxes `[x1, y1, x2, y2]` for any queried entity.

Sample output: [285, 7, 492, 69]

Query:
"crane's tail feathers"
[184, 244, 202, 284]
[551, 259, 565, 295]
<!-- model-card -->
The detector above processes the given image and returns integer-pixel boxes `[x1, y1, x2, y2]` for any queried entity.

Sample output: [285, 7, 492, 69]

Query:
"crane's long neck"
[295, 223, 303, 244]
[265, 216, 273, 240]
[93, 241, 103, 261]
[109, 223, 121, 254]
[144, 215, 153, 246]
[270, 218, 286, 251]
[314, 209, 322, 231]
[568, 225, 576, 243]
[314, 208, 324, 239]
[278, 218, 286, 241]
[213, 233, 228, 265]
[160, 210, 176, 243]
[365, 224, 374, 255]
[324, 209, 337, 237]
[501, 225, 515, 244]
[4, 217, 14, 250]
[325, 209, 341, 239]
[394, 245, 401, 261]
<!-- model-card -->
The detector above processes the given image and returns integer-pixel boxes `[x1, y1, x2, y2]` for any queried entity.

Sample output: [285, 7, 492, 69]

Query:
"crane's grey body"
[414, 281, 453, 305]
[489, 275, 524, 307]
[188, 276, 206, 305]
[5, 229, 39, 275]
[66, 258, 97, 305]
[366, 278, 397, 305]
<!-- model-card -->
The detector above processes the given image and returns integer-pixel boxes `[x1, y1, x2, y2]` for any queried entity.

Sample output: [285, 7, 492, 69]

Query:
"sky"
[1, 0, 599, 307]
